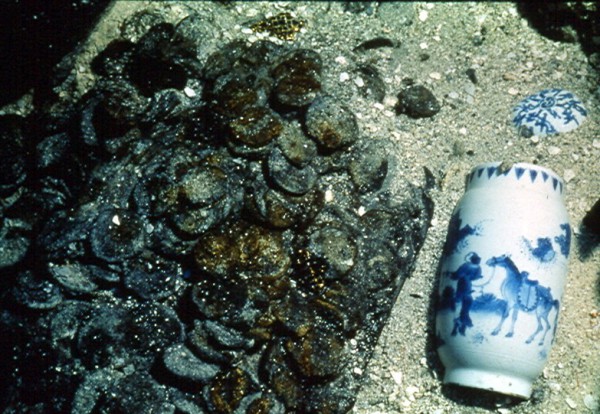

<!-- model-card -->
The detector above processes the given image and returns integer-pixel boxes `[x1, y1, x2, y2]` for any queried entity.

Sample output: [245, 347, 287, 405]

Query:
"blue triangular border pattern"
[469, 165, 563, 194]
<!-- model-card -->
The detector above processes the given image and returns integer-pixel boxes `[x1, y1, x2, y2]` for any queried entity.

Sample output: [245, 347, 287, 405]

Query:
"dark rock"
[76, 305, 128, 369]
[304, 225, 357, 281]
[234, 392, 286, 414]
[127, 23, 201, 96]
[285, 324, 347, 378]
[203, 320, 255, 350]
[91, 39, 136, 79]
[353, 37, 398, 52]
[245, 176, 323, 229]
[395, 84, 441, 118]
[465, 67, 478, 84]
[582, 198, 600, 236]
[188, 320, 235, 364]
[36, 132, 71, 170]
[517, 3, 600, 54]
[71, 369, 126, 414]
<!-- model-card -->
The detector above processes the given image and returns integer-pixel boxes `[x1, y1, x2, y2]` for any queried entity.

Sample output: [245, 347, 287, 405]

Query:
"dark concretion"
[245, 175, 323, 229]
[348, 141, 390, 193]
[267, 145, 318, 195]
[48, 262, 98, 295]
[276, 120, 318, 167]
[271, 49, 323, 108]
[305, 95, 359, 151]
[0, 213, 32, 269]
[123, 253, 181, 300]
[0, 116, 28, 195]
[204, 367, 255, 413]
[163, 343, 220, 384]
[127, 23, 201, 96]
[354, 65, 387, 102]
[228, 106, 283, 148]
[90, 207, 146, 263]
[12, 271, 63, 310]
[0, 16, 433, 414]
[395, 84, 441, 118]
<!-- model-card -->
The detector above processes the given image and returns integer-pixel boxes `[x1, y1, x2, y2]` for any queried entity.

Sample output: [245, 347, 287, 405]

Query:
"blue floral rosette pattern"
[512, 88, 587, 137]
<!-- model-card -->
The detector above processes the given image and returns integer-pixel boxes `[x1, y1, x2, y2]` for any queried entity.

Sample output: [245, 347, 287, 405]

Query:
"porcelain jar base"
[444, 367, 532, 399]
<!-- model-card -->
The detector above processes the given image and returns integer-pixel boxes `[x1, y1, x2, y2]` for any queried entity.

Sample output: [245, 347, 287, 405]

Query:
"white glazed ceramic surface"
[436, 162, 571, 398]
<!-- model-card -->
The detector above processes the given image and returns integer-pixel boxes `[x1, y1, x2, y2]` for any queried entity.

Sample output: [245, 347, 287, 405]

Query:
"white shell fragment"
[512, 88, 587, 137]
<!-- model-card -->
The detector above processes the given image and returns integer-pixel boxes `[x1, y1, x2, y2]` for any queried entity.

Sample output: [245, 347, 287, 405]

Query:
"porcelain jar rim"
[464, 161, 565, 199]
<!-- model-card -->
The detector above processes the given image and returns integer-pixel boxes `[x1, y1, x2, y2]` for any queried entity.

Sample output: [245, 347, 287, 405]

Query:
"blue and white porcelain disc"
[512, 88, 587, 137]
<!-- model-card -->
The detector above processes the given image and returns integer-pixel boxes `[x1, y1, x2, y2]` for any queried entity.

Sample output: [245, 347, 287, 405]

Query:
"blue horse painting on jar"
[437, 221, 570, 346]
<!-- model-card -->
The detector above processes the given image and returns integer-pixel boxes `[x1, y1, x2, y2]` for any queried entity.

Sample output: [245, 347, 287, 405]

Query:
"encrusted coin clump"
[0, 12, 432, 414]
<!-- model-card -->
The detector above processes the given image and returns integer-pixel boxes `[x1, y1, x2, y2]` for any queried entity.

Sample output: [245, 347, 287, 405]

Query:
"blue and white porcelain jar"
[435, 162, 571, 398]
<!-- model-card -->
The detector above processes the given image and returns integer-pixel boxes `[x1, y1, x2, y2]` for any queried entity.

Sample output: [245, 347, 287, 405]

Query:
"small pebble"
[563, 169, 575, 183]
[335, 55, 347, 65]
[565, 397, 577, 409]
[340, 72, 350, 82]
[429, 72, 442, 80]
[419, 42, 428, 49]
[592, 139, 600, 149]
[548, 146, 561, 155]
[464, 83, 476, 96]
[183, 86, 196, 98]
[584, 394, 599, 410]
[548, 381, 562, 392]
[530, 135, 540, 144]
[418, 10, 428, 22]
[324, 189, 334, 202]
[390, 370, 403, 386]
[508, 87, 519, 95]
